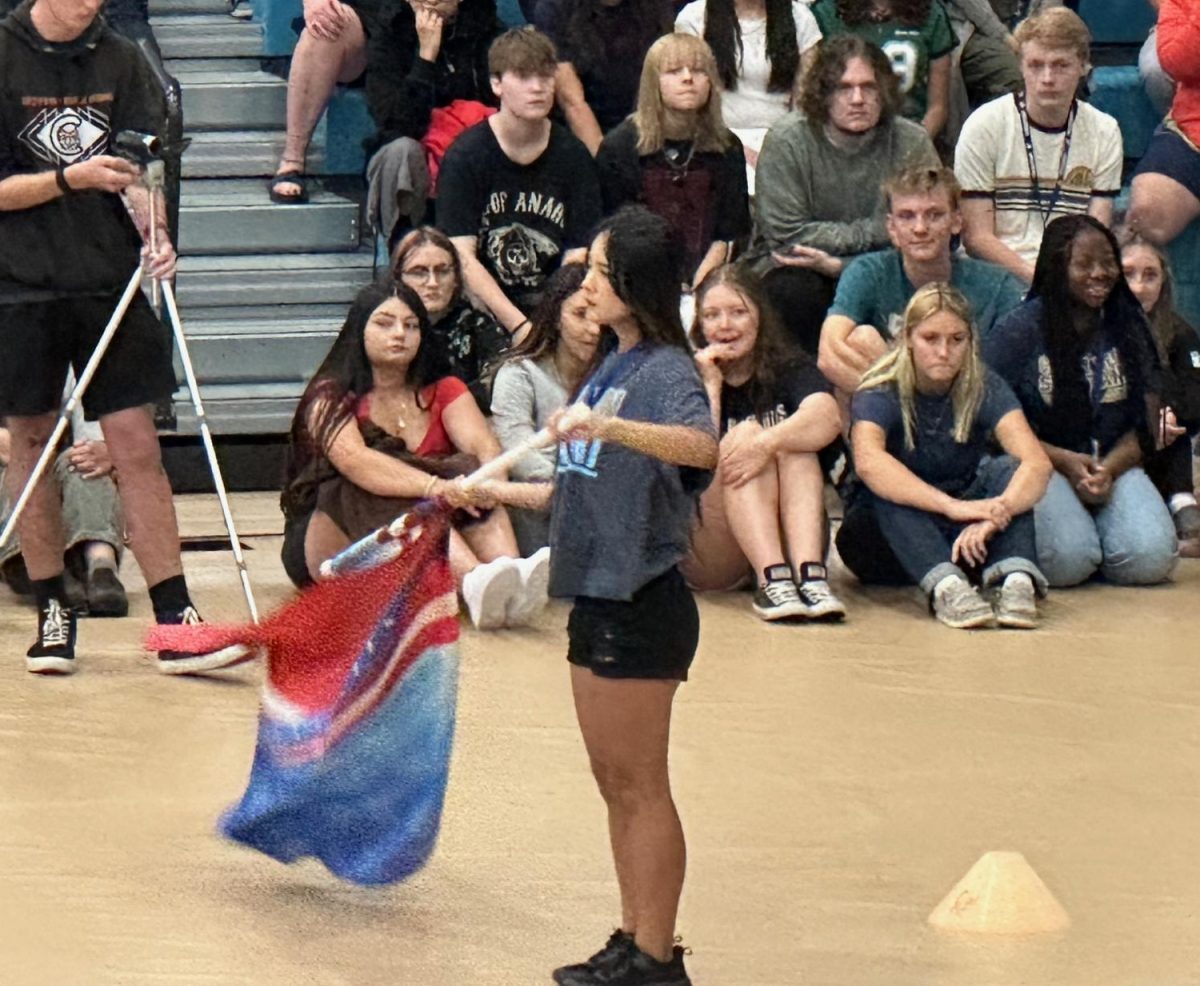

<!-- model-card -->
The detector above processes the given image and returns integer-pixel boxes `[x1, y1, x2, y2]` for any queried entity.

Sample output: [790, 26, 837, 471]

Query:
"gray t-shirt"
[549, 342, 714, 601]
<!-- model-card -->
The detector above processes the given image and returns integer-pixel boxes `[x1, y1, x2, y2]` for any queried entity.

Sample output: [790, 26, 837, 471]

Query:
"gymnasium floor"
[1, 493, 1197, 986]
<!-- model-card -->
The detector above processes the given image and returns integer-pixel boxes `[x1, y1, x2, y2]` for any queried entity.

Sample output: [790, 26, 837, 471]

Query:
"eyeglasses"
[401, 265, 455, 284]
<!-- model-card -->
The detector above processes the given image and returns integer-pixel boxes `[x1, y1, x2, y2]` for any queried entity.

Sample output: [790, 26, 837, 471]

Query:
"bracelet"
[509, 319, 530, 337]
[423, 475, 439, 498]
[55, 164, 72, 194]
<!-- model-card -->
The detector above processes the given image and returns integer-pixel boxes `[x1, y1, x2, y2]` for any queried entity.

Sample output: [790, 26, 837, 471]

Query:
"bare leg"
[1129, 172, 1200, 246]
[777, 450, 827, 565]
[458, 507, 519, 564]
[99, 405, 183, 587]
[722, 457, 789, 575]
[4, 413, 66, 580]
[679, 477, 752, 591]
[571, 667, 684, 963]
[304, 508, 351, 580]
[274, 16, 368, 197]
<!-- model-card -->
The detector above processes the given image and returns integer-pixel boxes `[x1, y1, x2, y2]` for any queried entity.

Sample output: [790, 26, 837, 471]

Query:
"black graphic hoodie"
[0, 0, 160, 299]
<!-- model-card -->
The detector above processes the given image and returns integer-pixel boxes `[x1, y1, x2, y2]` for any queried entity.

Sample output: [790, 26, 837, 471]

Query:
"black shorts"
[0, 291, 176, 418]
[567, 567, 699, 682]
[1134, 126, 1200, 200]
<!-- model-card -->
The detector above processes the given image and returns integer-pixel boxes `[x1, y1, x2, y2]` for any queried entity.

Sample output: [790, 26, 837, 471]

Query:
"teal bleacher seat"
[254, 0, 301, 57]
[1090, 65, 1160, 161]
[1078, 0, 1156, 46]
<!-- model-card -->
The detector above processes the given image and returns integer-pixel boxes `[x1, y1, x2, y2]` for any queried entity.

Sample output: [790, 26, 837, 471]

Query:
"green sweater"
[746, 113, 938, 274]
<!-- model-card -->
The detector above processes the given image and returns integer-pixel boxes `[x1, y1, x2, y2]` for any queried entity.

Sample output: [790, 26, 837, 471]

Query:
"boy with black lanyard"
[954, 6, 1122, 284]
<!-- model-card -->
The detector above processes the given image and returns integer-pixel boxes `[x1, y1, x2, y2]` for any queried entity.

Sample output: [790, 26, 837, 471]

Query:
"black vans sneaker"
[553, 930, 635, 985]
[155, 605, 258, 676]
[26, 598, 77, 675]
[560, 943, 691, 986]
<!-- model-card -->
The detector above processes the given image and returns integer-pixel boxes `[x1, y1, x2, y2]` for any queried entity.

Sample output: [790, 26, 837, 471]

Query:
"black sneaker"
[559, 943, 691, 986]
[63, 568, 89, 615]
[26, 598, 77, 675]
[793, 562, 847, 621]
[86, 568, 129, 618]
[155, 605, 258, 676]
[553, 930, 635, 985]
[751, 563, 806, 622]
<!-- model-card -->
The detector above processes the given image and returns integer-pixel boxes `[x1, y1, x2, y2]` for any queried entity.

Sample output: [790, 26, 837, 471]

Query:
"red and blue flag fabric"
[147, 502, 460, 885]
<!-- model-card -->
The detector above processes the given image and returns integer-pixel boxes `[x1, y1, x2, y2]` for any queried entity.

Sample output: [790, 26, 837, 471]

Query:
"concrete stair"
[149, 0, 372, 437]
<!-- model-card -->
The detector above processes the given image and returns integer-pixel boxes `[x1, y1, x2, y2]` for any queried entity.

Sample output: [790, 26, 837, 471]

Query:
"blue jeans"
[1034, 468, 1178, 587]
[871, 456, 1046, 595]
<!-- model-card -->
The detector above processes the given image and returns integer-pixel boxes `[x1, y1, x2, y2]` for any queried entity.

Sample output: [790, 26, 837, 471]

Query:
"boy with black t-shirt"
[436, 27, 603, 344]
[0, 0, 250, 675]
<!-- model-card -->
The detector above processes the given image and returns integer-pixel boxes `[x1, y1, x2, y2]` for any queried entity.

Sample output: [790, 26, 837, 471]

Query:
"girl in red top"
[1129, 0, 1200, 246]
[281, 280, 548, 629]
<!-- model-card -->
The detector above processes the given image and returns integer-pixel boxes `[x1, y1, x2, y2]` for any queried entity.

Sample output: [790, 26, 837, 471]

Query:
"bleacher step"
[177, 68, 289, 132]
[150, 0, 233, 15]
[174, 315, 340, 384]
[151, 14, 262, 58]
[182, 130, 326, 178]
[170, 392, 303, 436]
[176, 250, 377, 308]
[178, 179, 360, 255]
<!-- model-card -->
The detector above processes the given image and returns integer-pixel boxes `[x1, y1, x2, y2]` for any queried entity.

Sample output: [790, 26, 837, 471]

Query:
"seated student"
[675, 0, 823, 179]
[436, 27, 604, 340]
[490, 264, 597, 555]
[596, 33, 751, 291]
[391, 226, 511, 412]
[1119, 231, 1200, 555]
[681, 264, 847, 622]
[280, 280, 548, 629]
[838, 282, 1051, 628]
[360, 0, 503, 242]
[1128, 0, 1200, 250]
[943, 0, 1022, 108]
[819, 164, 1025, 395]
[0, 425, 127, 617]
[810, 0, 957, 140]
[269, 0, 375, 203]
[955, 7, 1123, 283]
[746, 35, 939, 354]
[535, 0, 675, 155]
[984, 216, 1178, 587]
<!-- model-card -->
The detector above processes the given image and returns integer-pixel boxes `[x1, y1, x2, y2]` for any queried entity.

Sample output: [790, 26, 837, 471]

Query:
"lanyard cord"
[1015, 92, 1079, 224]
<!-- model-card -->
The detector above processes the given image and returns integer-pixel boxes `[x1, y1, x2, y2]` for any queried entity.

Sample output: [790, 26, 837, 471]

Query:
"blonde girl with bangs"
[837, 283, 1053, 629]
[597, 33, 751, 289]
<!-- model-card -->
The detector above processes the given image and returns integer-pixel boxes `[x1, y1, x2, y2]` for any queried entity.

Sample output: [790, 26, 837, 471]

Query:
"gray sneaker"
[993, 574, 1039, 629]
[932, 576, 994, 630]
[752, 564, 806, 621]
[794, 562, 847, 621]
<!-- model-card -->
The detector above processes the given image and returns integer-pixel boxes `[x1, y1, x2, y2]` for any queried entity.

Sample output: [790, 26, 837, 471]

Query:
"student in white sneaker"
[280, 280, 548, 629]
[839, 282, 1051, 628]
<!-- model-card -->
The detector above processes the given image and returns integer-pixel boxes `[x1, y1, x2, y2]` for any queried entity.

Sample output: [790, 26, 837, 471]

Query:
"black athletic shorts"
[1134, 126, 1200, 199]
[0, 291, 176, 418]
[566, 566, 699, 682]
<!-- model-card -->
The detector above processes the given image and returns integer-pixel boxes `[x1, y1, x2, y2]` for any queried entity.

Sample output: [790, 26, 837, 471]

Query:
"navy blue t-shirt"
[549, 342, 714, 601]
[983, 297, 1144, 455]
[851, 368, 1020, 495]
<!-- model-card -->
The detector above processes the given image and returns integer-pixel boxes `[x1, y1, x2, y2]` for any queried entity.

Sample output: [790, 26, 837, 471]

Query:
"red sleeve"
[1158, 0, 1200, 86]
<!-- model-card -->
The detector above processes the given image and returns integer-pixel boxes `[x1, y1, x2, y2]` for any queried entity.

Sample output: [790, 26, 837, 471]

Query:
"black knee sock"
[31, 574, 67, 610]
[148, 574, 191, 620]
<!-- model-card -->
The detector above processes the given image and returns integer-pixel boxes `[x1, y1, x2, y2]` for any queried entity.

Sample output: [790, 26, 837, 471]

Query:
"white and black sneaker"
[794, 562, 847, 622]
[752, 564, 807, 622]
[156, 605, 259, 675]
[26, 598, 77, 675]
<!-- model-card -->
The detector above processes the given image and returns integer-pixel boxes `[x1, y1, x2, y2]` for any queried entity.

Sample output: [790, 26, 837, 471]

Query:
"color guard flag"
[147, 502, 460, 885]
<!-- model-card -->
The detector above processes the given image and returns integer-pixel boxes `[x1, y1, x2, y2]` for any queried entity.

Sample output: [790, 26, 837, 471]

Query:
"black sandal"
[268, 161, 309, 205]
